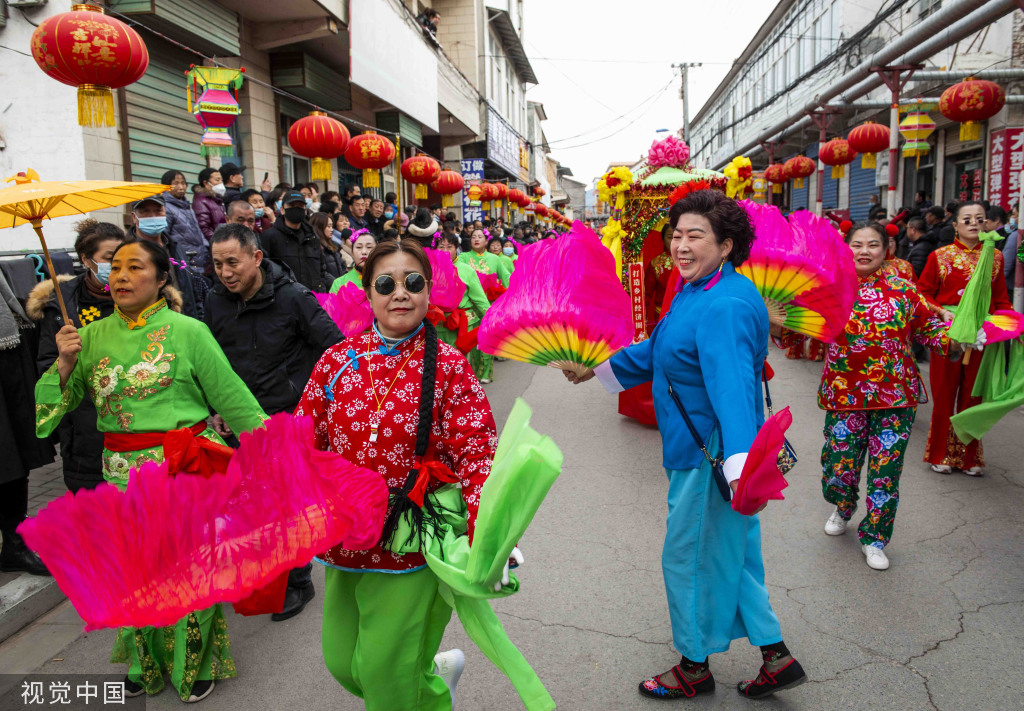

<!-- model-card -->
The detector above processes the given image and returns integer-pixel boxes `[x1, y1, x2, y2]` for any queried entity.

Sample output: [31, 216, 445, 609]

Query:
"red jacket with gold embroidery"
[295, 328, 496, 572]
[916, 239, 1013, 312]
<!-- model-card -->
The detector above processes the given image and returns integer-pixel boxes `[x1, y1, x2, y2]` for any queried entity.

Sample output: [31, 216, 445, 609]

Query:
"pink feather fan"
[736, 202, 858, 342]
[477, 221, 633, 376]
[316, 283, 374, 337]
[18, 414, 389, 631]
[425, 248, 466, 312]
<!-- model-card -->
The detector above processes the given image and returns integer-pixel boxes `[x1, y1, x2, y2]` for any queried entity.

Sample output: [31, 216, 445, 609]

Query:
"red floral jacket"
[916, 239, 1013, 312]
[295, 328, 496, 572]
[777, 271, 949, 411]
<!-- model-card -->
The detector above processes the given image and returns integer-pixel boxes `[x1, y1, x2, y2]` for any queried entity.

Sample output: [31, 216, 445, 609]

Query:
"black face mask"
[284, 207, 306, 224]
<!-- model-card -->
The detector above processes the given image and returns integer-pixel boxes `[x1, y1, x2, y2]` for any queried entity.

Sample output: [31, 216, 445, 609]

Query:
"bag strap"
[667, 383, 720, 466]
[762, 368, 774, 418]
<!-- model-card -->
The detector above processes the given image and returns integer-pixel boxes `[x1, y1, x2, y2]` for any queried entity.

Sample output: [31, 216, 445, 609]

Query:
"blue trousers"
[663, 444, 782, 660]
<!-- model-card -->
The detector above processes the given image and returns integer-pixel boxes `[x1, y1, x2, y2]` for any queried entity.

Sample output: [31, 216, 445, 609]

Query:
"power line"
[549, 86, 679, 152]
[545, 75, 678, 146]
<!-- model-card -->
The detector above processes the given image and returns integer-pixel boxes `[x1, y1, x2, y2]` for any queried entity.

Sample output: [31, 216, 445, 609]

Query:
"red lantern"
[493, 183, 508, 200]
[819, 138, 858, 179]
[939, 78, 1006, 142]
[764, 163, 788, 194]
[344, 132, 396, 188]
[30, 4, 149, 127]
[533, 186, 546, 198]
[479, 183, 500, 210]
[287, 111, 350, 181]
[401, 154, 441, 200]
[516, 191, 531, 208]
[431, 170, 464, 208]
[847, 121, 890, 169]
[784, 155, 816, 189]
[534, 203, 549, 219]
[507, 188, 526, 212]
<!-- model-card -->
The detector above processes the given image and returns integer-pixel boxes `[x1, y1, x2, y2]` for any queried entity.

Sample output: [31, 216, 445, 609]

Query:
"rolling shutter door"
[124, 42, 205, 184]
[848, 158, 877, 222]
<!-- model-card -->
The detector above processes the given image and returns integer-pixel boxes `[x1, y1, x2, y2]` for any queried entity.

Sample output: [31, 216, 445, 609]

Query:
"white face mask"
[211, 183, 227, 197]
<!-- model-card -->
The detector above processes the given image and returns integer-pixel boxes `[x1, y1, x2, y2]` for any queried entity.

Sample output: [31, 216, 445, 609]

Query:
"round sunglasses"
[373, 272, 427, 296]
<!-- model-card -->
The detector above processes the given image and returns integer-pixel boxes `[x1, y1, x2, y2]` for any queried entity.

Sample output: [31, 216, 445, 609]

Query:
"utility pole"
[673, 62, 702, 144]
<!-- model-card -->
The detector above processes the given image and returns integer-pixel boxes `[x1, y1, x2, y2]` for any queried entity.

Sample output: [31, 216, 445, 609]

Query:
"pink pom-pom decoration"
[316, 284, 373, 337]
[477, 221, 633, 376]
[647, 135, 691, 169]
[425, 248, 466, 312]
[18, 414, 389, 631]
[737, 202, 858, 342]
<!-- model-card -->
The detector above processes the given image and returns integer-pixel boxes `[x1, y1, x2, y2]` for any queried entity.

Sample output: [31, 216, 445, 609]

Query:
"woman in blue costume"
[565, 190, 806, 701]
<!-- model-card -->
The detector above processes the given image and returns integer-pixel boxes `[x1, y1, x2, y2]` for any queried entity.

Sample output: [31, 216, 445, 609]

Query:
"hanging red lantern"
[287, 111, 350, 181]
[939, 78, 1006, 142]
[479, 182, 500, 210]
[344, 132, 396, 188]
[764, 164, 788, 194]
[30, 4, 149, 127]
[401, 154, 441, 200]
[533, 186, 546, 198]
[493, 183, 508, 201]
[819, 138, 858, 179]
[516, 191, 531, 209]
[507, 188, 526, 213]
[847, 121, 890, 169]
[784, 155, 816, 189]
[431, 170, 464, 208]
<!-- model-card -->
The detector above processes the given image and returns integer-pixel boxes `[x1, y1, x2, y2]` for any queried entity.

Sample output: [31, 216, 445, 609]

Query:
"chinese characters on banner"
[628, 263, 647, 342]
[460, 158, 483, 223]
[957, 167, 984, 202]
[987, 128, 1024, 210]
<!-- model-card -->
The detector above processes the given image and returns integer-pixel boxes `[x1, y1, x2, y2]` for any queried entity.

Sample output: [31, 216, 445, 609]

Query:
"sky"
[522, 0, 776, 189]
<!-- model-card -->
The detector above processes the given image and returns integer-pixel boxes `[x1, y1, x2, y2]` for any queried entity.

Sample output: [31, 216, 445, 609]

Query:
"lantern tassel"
[415, 184, 428, 200]
[960, 122, 981, 142]
[772, 184, 782, 194]
[831, 166, 844, 179]
[861, 153, 876, 169]
[77, 85, 114, 128]
[362, 169, 380, 189]
[442, 194, 453, 208]
[795, 178, 804, 189]
[311, 157, 332, 181]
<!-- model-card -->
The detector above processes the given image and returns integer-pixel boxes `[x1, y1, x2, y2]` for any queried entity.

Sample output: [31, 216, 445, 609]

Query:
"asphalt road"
[9, 354, 1024, 710]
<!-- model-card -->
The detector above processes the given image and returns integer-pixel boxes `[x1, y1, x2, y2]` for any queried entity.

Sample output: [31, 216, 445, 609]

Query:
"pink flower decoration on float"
[647, 135, 691, 169]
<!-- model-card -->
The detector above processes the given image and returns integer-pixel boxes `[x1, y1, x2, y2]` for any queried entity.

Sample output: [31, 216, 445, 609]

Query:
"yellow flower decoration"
[724, 156, 753, 200]
[596, 166, 633, 203]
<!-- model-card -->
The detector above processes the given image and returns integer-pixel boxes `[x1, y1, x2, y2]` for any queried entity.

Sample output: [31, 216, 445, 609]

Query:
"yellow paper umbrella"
[0, 170, 169, 322]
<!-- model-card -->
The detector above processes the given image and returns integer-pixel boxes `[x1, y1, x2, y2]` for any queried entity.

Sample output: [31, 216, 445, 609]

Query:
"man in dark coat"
[260, 191, 331, 292]
[205, 222, 343, 620]
[905, 217, 937, 279]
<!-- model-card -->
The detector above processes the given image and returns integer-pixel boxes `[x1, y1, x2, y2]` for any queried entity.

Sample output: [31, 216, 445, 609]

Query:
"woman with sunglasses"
[329, 229, 377, 293]
[916, 201, 1014, 476]
[295, 238, 501, 710]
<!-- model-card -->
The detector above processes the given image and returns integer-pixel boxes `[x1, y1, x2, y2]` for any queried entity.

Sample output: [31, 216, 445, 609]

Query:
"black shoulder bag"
[666, 383, 733, 503]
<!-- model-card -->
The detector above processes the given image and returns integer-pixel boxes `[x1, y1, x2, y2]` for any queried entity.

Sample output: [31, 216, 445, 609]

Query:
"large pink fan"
[477, 221, 633, 376]
[425, 248, 466, 312]
[316, 283, 373, 337]
[737, 202, 858, 342]
[983, 310, 1024, 344]
[732, 407, 793, 515]
[18, 414, 388, 631]
[477, 271, 507, 302]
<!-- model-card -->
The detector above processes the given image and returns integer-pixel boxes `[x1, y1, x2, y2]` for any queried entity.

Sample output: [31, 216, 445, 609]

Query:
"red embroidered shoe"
[638, 665, 715, 700]
[737, 657, 806, 698]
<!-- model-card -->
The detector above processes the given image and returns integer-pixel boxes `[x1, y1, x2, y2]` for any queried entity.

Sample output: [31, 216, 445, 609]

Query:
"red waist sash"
[104, 421, 233, 477]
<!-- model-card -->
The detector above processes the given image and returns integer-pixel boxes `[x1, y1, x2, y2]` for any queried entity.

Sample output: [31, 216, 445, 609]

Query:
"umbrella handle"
[30, 223, 71, 325]
[963, 347, 972, 365]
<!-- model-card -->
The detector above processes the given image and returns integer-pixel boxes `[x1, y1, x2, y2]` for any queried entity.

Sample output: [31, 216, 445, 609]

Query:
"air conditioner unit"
[7, 0, 47, 8]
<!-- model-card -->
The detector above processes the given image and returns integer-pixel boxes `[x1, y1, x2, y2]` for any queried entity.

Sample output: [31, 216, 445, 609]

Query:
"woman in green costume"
[36, 240, 266, 703]
[329, 229, 377, 293]
[461, 229, 511, 383]
[433, 233, 490, 354]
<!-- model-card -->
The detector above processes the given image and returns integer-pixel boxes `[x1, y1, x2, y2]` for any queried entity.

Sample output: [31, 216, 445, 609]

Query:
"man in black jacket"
[205, 222, 343, 621]
[260, 190, 330, 292]
[905, 217, 936, 279]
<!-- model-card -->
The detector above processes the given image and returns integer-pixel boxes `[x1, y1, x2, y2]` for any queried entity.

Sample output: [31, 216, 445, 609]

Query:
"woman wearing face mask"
[192, 168, 227, 244]
[36, 240, 266, 703]
[160, 170, 209, 275]
[241, 189, 273, 234]
[330, 229, 378, 293]
[28, 220, 124, 493]
[383, 192, 398, 222]
[303, 183, 321, 213]
[775, 223, 963, 570]
[311, 212, 346, 281]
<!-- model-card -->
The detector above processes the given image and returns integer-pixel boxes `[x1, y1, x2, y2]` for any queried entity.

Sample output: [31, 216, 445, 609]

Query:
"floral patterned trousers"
[820, 407, 916, 549]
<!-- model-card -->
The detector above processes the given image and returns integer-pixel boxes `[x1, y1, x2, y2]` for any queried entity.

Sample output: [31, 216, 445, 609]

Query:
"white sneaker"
[434, 648, 465, 702]
[862, 544, 890, 570]
[480, 378, 493, 384]
[964, 466, 985, 477]
[931, 464, 953, 475]
[824, 508, 848, 536]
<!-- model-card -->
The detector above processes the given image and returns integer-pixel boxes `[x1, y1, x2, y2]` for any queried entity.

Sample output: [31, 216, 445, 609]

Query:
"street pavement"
[3, 353, 1023, 710]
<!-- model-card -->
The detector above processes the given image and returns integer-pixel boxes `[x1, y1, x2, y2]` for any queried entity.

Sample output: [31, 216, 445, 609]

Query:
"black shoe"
[0, 529, 50, 576]
[737, 657, 807, 699]
[638, 664, 715, 700]
[123, 676, 146, 698]
[184, 679, 215, 703]
[271, 583, 315, 622]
